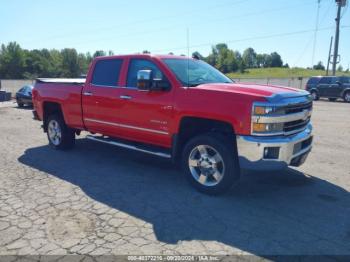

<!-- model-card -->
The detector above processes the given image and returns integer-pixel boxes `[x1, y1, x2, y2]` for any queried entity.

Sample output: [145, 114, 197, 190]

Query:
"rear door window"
[318, 77, 332, 84]
[91, 59, 123, 87]
[307, 77, 320, 84]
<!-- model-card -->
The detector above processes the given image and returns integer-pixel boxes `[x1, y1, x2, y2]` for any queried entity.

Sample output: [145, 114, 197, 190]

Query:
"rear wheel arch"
[42, 101, 65, 132]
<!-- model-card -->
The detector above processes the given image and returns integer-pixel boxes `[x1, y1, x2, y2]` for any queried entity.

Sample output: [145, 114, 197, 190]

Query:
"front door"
[115, 58, 174, 148]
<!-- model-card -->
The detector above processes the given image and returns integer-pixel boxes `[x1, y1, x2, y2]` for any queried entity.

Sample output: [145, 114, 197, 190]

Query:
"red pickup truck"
[32, 54, 313, 194]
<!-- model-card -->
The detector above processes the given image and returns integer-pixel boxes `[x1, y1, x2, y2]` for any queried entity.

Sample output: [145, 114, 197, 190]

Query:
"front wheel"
[47, 114, 75, 150]
[181, 133, 240, 195]
[17, 100, 24, 108]
[344, 91, 350, 103]
[310, 91, 319, 101]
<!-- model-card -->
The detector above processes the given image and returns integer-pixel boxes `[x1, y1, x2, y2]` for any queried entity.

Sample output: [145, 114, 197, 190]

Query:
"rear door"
[325, 77, 342, 97]
[82, 58, 126, 137]
[317, 77, 333, 97]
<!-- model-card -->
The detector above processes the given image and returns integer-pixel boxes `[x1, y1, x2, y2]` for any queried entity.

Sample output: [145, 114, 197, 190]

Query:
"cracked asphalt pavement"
[0, 100, 350, 257]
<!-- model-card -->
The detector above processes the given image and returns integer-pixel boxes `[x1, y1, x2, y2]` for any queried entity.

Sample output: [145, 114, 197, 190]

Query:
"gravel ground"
[0, 100, 349, 257]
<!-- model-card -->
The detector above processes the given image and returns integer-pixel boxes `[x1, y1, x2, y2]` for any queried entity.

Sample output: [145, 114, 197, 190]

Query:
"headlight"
[252, 123, 284, 134]
[253, 105, 284, 116]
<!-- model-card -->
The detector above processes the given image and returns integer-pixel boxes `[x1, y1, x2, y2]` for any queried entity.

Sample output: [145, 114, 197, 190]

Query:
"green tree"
[93, 50, 106, 58]
[256, 54, 264, 68]
[242, 47, 257, 68]
[60, 48, 80, 77]
[313, 61, 325, 70]
[270, 52, 283, 67]
[0, 42, 26, 79]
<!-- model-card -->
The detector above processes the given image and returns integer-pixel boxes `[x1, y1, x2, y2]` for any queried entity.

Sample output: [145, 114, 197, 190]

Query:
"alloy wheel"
[188, 145, 225, 187]
[48, 120, 62, 146]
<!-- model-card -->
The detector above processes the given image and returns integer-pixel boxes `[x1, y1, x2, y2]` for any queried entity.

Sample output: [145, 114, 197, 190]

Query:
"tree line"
[0, 42, 287, 79]
[0, 42, 112, 79]
[192, 43, 286, 73]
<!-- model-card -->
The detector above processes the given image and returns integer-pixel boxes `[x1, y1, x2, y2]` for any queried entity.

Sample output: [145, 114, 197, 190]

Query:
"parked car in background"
[16, 85, 33, 107]
[306, 76, 350, 102]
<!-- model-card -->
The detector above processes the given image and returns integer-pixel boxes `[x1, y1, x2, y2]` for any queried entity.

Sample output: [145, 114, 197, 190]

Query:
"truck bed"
[33, 79, 85, 130]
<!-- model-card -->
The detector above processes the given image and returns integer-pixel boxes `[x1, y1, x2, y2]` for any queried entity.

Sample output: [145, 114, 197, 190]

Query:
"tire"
[344, 91, 350, 103]
[181, 133, 240, 195]
[328, 98, 337, 102]
[310, 91, 319, 101]
[46, 114, 75, 150]
[17, 100, 24, 108]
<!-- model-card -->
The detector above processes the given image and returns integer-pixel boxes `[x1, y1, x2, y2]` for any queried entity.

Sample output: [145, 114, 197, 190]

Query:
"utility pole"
[312, 0, 321, 68]
[332, 0, 346, 75]
[326, 36, 333, 76]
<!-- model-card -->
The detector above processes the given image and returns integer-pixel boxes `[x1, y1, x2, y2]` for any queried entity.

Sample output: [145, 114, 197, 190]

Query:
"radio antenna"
[187, 28, 190, 87]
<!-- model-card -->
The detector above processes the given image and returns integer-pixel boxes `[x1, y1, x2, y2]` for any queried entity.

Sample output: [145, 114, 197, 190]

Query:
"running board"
[86, 135, 172, 159]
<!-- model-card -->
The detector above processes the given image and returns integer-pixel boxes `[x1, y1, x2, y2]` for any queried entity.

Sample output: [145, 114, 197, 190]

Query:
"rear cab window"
[91, 59, 123, 87]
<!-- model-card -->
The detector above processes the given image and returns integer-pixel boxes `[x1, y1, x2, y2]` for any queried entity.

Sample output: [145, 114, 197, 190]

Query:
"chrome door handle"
[120, 95, 132, 100]
[83, 91, 93, 96]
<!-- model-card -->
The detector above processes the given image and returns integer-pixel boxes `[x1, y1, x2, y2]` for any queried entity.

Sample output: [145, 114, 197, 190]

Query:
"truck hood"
[195, 83, 310, 102]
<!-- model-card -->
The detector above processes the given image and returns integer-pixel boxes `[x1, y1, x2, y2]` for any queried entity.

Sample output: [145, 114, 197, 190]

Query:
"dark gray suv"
[306, 76, 350, 102]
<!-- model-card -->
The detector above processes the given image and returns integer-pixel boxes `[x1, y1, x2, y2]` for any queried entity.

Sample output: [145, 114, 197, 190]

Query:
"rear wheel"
[310, 91, 319, 101]
[328, 98, 337, 102]
[47, 114, 75, 150]
[181, 133, 240, 195]
[344, 91, 350, 103]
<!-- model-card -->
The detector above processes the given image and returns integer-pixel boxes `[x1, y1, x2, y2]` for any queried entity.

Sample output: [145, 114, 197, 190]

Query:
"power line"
[36, 1, 317, 48]
[149, 26, 338, 53]
[22, 0, 315, 47]
[21, 0, 249, 44]
[294, 35, 314, 67]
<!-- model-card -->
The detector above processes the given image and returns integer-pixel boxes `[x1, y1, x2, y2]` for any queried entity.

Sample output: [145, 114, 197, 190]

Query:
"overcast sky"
[1, 0, 349, 68]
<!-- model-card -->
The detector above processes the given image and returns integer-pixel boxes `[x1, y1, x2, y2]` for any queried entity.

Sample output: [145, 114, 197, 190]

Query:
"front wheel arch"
[310, 89, 319, 100]
[173, 116, 237, 162]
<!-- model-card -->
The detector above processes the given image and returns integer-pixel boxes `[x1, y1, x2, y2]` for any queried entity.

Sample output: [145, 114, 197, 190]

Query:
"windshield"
[163, 58, 233, 87]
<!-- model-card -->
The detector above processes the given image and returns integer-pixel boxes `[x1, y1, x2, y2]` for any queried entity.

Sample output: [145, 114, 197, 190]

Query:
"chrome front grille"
[283, 101, 312, 134]
[284, 117, 311, 134]
[284, 101, 313, 114]
[251, 94, 313, 136]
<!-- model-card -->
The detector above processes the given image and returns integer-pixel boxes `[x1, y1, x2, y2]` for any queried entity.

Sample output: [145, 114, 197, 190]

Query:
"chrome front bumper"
[236, 124, 313, 170]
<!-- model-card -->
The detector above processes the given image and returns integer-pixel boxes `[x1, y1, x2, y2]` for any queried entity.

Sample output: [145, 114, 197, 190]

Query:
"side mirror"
[137, 70, 170, 91]
[137, 70, 152, 90]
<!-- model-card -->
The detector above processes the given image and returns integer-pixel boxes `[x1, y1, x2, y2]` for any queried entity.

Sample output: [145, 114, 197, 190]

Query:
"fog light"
[263, 147, 280, 159]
